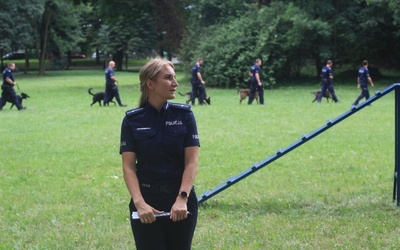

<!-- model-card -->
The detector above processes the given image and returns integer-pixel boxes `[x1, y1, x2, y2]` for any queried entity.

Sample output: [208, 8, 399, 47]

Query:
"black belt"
[140, 182, 181, 194]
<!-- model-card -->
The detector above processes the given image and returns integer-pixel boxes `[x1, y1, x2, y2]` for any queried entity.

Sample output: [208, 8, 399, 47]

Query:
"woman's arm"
[170, 146, 199, 222]
[122, 151, 161, 223]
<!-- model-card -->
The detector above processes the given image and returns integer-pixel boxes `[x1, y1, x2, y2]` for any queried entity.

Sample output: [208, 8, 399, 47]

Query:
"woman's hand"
[136, 201, 163, 224]
[170, 196, 188, 222]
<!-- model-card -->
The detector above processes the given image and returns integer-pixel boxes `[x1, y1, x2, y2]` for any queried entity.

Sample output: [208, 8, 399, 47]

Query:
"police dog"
[311, 89, 332, 103]
[179, 91, 211, 105]
[7, 92, 30, 109]
[237, 89, 258, 104]
[88, 88, 115, 106]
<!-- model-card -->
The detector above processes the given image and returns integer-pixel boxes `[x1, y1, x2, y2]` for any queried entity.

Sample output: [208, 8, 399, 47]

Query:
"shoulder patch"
[125, 107, 145, 116]
[170, 102, 191, 111]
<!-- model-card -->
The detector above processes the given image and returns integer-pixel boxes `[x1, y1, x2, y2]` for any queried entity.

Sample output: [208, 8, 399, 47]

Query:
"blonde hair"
[138, 59, 174, 107]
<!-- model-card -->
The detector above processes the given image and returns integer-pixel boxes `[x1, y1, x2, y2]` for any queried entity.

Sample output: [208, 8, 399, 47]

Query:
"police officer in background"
[104, 60, 127, 107]
[317, 60, 340, 103]
[120, 59, 199, 249]
[352, 60, 374, 106]
[190, 58, 206, 105]
[0, 62, 26, 111]
[248, 58, 264, 105]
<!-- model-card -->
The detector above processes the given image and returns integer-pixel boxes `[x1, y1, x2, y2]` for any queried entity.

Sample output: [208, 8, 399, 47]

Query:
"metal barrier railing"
[198, 83, 400, 205]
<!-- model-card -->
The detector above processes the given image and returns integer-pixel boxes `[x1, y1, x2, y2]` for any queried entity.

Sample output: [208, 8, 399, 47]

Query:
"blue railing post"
[394, 85, 400, 205]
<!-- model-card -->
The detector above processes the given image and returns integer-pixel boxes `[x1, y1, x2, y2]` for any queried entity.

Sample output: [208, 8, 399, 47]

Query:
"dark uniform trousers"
[353, 85, 370, 105]
[317, 80, 339, 103]
[104, 82, 123, 106]
[248, 82, 264, 105]
[190, 82, 205, 105]
[0, 85, 23, 109]
[129, 185, 198, 250]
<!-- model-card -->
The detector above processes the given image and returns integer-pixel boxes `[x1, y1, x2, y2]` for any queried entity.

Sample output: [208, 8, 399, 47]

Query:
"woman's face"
[149, 65, 179, 101]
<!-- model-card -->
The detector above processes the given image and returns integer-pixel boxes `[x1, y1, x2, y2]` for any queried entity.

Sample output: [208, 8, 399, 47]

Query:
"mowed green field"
[1, 69, 400, 249]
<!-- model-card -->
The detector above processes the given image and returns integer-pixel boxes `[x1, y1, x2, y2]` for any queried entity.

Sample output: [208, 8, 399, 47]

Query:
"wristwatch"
[179, 191, 188, 199]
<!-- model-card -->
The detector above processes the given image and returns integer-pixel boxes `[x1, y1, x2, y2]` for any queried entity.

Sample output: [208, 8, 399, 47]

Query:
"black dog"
[179, 91, 211, 105]
[88, 88, 115, 106]
[7, 92, 30, 109]
[311, 90, 332, 103]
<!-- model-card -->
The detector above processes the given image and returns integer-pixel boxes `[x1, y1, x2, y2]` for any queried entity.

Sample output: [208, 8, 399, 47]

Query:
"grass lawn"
[1, 69, 400, 249]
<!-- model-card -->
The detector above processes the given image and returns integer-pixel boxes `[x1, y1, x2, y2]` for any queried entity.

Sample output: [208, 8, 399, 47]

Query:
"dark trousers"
[104, 84, 123, 106]
[317, 82, 339, 102]
[353, 86, 370, 105]
[0, 86, 23, 110]
[191, 83, 205, 105]
[248, 83, 264, 104]
[129, 187, 198, 250]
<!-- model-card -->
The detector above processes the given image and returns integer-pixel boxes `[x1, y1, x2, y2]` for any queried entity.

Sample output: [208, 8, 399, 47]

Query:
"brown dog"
[311, 89, 332, 102]
[237, 89, 259, 104]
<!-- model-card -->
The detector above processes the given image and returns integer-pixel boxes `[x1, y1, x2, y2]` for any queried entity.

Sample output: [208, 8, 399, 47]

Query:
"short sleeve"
[184, 111, 200, 147]
[119, 117, 135, 154]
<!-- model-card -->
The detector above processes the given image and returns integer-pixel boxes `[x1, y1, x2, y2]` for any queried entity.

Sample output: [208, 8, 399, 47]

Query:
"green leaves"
[180, 0, 400, 86]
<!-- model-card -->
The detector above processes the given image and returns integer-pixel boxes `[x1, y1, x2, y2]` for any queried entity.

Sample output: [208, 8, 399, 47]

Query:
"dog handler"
[317, 60, 339, 103]
[120, 59, 199, 249]
[190, 58, 206, 105]
[248, 58, 264, 105]
[104, 60, 127, 107]
[352, 60, 374, 106]
[0, 62, 26, 111]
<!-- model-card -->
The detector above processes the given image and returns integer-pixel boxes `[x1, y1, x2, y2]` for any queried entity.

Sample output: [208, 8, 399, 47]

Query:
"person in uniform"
[120, 58, 200, 249]
[248, 58, 264, 105]
[317, 60, 339, 103]
[190, 58, 206, 105]
[104, 60, 127, 107]
[0, 62, 26, 111]
[352, 60, 374, 106]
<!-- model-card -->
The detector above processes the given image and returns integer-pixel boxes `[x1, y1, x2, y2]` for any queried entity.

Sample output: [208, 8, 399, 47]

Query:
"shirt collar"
[144, 101, 170, 114]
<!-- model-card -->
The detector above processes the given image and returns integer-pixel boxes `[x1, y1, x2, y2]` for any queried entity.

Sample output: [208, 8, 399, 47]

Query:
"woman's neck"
[148, 98, 166, 112]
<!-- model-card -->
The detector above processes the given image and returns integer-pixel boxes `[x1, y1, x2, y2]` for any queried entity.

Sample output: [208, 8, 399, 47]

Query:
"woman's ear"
[146, 79, 154, 90]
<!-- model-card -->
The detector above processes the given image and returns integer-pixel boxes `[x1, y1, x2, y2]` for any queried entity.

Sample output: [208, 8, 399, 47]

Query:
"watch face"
[180, 191, 188, 198]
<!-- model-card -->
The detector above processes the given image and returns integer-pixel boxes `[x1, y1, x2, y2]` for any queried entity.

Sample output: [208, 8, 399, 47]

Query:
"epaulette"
[169, 102, 191, 111]
[125, 107, 145, 116]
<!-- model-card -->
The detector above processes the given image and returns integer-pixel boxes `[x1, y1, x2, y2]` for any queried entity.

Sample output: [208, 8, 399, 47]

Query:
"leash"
[15, 83, 23, 95]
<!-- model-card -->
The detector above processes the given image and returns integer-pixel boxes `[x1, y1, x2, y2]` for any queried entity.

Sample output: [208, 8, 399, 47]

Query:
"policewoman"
[120, 59, 200, 249]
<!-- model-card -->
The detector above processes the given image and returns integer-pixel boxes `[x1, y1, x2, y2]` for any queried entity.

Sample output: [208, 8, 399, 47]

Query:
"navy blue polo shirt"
[250, 64, 261, 84]
[191, 64, 201, 84]
[105, 67, 115, 85]
[2, 67, 14, 87]
[358, 66, 370, 86]
[321, 66, 332, 84]
[120, 102, 200, 183]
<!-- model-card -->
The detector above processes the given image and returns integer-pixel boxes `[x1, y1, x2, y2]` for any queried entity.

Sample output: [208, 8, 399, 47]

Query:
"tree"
[180, 0, 400, 87]
[38, 0, 87, 74]
[0, 0, 43, 71]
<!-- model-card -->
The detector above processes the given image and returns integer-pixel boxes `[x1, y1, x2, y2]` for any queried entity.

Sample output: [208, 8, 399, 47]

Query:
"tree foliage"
[1, 0, 400, 82]
[180, 0, 400, 88]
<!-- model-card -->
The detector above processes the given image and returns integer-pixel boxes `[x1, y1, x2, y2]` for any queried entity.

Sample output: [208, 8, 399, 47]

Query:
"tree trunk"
[315, 55, 322, 78]
[39, 1, 52, 75]
[24, 48, 29, 74]
[114, 50, 124, 71]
